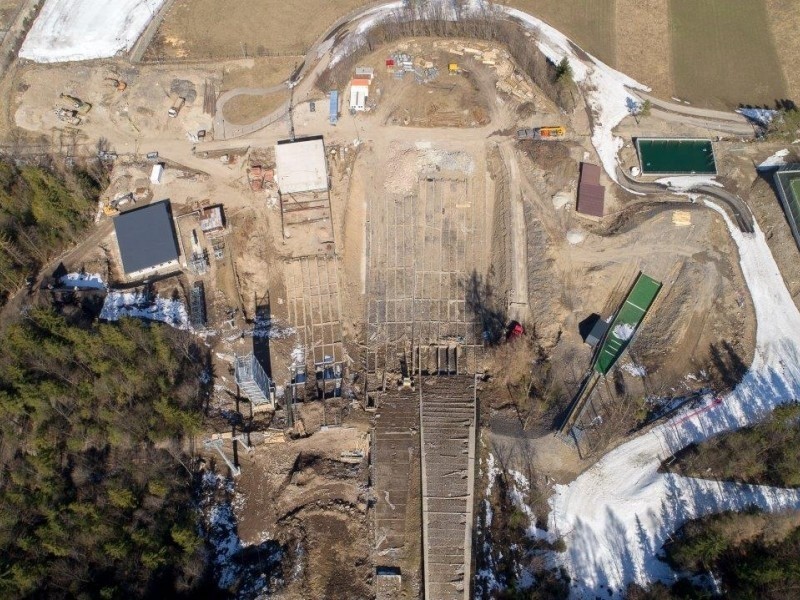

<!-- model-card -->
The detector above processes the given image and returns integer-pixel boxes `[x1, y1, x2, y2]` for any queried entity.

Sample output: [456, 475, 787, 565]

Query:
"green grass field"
[789, 178, 800, 225]
[669, 0, 787, 108]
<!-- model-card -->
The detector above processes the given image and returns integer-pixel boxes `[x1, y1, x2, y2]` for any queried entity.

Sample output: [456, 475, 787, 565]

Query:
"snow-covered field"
[549, 202, 800, 597]
[100, 291, 190, 330]
[19, 0, 165, 63]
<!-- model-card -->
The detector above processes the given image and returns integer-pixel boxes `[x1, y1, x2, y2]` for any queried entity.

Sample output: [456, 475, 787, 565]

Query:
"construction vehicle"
[506, 320, 525, 342]
[55, 108, 81, 125]
[516, 125, 566, 140]
[59, 93, 91, 114]
[104, 77, 127, 92]
[102, 192, 134, 216]
[168, 97, 186, 118]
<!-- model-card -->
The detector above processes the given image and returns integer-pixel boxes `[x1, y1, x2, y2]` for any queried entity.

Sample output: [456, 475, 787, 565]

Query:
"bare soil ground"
[669, 0, 787, 108]
[222, 90, 289, 125]
[231, 425, 372, 599]
[382, 69, 490, 128]
[147, 0, 369, 61]
[0, 0, 23, 31]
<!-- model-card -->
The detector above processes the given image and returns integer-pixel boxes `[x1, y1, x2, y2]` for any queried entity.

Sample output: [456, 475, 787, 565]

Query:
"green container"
[637, 138, 717, 175]
[594, 273, 662, 375]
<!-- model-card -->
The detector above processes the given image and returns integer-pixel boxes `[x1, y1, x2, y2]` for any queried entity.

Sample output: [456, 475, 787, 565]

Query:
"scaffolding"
[234, 354, 275, 407]
[189, 281, 207, 328]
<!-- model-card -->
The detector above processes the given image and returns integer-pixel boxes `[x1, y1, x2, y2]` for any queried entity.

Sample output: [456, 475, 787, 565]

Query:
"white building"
[274, 136, 329, 195]
[349, 78, 371, 112]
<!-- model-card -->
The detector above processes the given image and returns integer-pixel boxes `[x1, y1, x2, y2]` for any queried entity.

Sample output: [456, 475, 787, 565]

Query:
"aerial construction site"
[2, 1, 800, 599]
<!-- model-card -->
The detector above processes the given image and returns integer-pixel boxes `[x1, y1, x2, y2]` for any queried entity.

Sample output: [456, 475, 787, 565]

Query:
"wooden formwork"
[366, 176, 486, 377]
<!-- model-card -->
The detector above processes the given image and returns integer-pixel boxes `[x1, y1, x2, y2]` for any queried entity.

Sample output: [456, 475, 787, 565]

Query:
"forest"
[627, 508, 800, 599]
[663, 403, 800, 488]
[0, 160, 100, 302]
[0, 309, 210, 598]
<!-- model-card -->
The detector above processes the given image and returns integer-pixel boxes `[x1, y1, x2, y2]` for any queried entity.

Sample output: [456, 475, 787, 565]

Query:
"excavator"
[59, 93, 92, 114]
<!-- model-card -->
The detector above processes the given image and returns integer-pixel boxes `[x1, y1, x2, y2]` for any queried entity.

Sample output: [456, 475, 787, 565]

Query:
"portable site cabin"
[349, 78, 371, 111]
[329, 90, 339, 125]
[150, 163, 164, 185]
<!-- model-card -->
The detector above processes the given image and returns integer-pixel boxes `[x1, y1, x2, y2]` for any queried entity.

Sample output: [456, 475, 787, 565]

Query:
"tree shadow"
[252, 293, 272, 378]
[709, 341, 748, 392]
[465, 270, 507, 346]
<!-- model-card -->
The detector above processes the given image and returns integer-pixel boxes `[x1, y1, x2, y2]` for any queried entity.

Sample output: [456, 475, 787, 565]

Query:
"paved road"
[630, 90, 755, 136]
[616, 166, 755, 233]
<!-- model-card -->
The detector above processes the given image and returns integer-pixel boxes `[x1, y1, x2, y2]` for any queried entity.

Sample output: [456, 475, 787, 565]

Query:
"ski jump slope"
[17, 1, 799, 595]
[550, 201, 800, 597]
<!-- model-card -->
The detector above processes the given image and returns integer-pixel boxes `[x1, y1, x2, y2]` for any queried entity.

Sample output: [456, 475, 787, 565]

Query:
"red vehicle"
[506, 320, 525, 341]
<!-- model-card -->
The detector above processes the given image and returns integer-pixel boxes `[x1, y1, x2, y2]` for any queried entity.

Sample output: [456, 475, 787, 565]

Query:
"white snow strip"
[59, 272, 106, 290]
[655, 175, 722, 191]
[100, 291, 191, 330]
[757, 148, 790, 170]
[497, 5, 649, 183]
[20, 0, 165, 63]
[549, 202, 800, 598]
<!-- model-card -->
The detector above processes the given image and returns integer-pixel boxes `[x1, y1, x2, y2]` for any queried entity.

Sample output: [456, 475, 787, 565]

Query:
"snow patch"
[566, 230, 586, 245]
[549, 201, 800, 597]
[757, 148, 790, 170]
[59, 272, 106, 290]
[20, 0, 166, 63]
[612, 323, 635, 341]
[656, 175, 721, 191]
[100, 291, 191, 330]
[621, 362, 647, 377]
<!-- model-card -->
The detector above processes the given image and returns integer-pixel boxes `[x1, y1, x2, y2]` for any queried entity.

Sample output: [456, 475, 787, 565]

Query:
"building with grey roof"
[113, 200, 180, 278]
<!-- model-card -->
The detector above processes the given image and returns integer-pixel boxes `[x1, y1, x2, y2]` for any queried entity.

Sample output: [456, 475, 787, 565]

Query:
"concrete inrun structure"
[420, 375, 477, 600]
[234, 354, 275, 408]
[113, 199, 180, 279]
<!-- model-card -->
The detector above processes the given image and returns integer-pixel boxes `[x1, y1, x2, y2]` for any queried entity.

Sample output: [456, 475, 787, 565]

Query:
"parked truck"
[168, 97, 186, 118]
[516, 125, 566, 140]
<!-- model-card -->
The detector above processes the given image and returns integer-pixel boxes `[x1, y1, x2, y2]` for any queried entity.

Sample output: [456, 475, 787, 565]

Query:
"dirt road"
[631, 90, 755, 136]
[498, 141, 530, 321]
